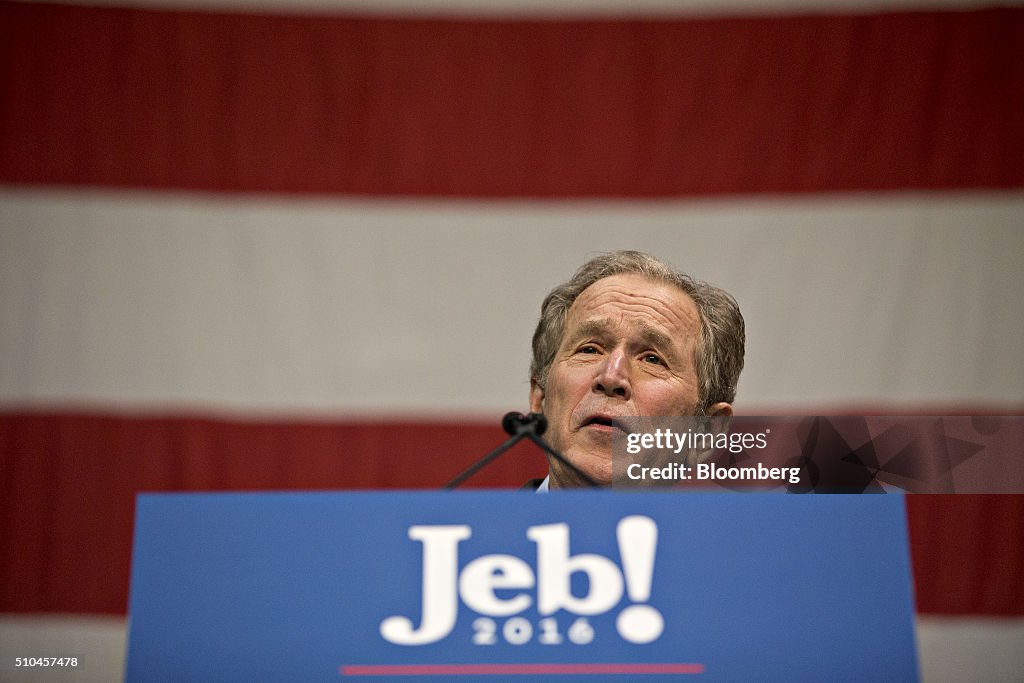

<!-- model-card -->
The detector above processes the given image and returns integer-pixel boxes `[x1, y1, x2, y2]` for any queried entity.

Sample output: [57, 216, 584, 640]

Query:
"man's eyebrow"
[635, 323, 676, 355]
[569, 319, 613, 342]
[567, 318, 680, 359]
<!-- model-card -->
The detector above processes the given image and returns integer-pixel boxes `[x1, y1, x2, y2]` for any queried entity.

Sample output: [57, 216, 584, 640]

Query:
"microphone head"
[527, 412, 547, 436]
[502, 411, 526, 436]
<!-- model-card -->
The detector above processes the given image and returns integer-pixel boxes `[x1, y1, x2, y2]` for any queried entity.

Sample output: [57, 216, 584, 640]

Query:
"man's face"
[530, 273, 728, 488]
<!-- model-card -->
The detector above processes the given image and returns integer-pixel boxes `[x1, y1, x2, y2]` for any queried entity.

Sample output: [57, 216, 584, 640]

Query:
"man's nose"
[593, 348, 631, 399]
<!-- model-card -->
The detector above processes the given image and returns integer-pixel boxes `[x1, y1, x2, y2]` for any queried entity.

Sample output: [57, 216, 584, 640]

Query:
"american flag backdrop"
[1, 0, 1023, 680]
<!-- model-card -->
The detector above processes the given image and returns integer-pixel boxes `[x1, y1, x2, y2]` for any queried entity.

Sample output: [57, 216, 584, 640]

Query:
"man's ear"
[529, 380, 544, 414]
[708, 402, 733, 417]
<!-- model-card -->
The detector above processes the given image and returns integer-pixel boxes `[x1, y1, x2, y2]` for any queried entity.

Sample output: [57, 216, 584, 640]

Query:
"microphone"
[502, 411, 547, 437]
[444, 412, 597, 489]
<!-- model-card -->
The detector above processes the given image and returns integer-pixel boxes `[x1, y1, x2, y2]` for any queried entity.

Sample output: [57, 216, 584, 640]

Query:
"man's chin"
[550, 451, 612, 488]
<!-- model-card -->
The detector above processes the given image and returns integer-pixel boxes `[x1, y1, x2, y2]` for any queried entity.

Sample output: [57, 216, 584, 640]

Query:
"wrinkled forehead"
[564, 273, 702, 349]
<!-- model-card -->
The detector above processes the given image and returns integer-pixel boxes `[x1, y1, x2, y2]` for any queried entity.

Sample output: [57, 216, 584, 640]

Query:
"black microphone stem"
[444, 411, 601, 489]
[524, 433, 599, 488]
[443, 431, 526, 489]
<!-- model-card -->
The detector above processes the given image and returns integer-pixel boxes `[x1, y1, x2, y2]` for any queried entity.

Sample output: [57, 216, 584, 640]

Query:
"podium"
[126, 491, 918, 681]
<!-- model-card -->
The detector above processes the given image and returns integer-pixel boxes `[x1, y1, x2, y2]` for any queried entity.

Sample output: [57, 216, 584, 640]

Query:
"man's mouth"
[581, 415, 615, 430]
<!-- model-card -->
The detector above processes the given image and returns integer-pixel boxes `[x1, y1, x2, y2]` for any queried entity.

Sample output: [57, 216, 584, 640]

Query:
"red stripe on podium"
[340, 662, 706, 676]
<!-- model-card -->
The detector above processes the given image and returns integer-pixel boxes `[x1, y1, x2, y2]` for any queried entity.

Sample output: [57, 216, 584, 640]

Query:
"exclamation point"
[615, 516, 664, 644]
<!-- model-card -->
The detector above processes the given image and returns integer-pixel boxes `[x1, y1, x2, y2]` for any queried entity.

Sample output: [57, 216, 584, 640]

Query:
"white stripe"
[9, 0, 1022, 18]
[917, 616, 1024, 682]
[2, 188, 1022, 416]
[0, 615, 126, 683]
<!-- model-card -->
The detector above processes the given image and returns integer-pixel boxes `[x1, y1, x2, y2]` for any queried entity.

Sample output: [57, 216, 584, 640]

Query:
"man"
[526, 251, 745, 490]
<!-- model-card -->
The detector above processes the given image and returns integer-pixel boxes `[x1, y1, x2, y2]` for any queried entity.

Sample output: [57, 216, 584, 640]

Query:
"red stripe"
[2, 411, 1022, 617]
[340, 663, 705, 675]
[2, 4, 1022, 197]
[0, 411, 545, 614]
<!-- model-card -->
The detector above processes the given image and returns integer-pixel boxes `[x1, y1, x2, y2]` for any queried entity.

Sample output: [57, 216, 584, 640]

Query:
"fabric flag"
[1, 0, 1022, 680]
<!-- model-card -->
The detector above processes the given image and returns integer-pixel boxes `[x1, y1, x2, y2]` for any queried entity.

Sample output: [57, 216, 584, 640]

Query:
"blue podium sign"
[126, 491, 918, 682]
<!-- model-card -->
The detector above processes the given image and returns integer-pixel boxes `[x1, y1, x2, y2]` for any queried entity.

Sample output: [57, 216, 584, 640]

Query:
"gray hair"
[530, 250, 745, 413]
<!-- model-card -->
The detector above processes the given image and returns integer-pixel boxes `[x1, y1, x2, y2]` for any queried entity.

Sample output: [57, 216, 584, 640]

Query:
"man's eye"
[643, 353, 663, 365]
[579, 345, 599, 354]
